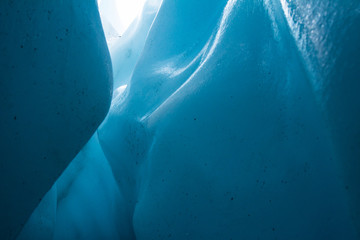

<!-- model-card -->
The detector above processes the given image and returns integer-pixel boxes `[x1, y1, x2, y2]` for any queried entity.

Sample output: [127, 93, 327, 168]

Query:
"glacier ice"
[0, 0, 112, 238]
[109, 0, 162, 89]
[1, 0, 360, 239]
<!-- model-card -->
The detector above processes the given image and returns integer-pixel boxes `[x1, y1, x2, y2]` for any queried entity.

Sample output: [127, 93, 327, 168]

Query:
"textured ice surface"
[0, 1, 112, 238]
[6, 0, 360, 239]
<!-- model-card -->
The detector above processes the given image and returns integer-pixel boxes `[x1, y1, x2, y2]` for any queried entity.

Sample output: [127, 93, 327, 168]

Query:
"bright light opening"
[98, 0, 146, 44]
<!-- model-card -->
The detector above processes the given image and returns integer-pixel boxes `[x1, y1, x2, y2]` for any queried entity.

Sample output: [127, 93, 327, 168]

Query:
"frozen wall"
[4, 0, 360, 239]
[0, 0, 112, 239]
[280, 0, 360, 230]
[17, 1, 161, 239]
[98, 0, 360, 239]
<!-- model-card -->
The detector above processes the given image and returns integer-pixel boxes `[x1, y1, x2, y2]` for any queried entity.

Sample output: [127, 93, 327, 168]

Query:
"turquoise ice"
[1, 0, 360, 239]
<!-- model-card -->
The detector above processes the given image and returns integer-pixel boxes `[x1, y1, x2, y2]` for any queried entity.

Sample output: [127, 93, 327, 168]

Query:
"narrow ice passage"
[1, 0, 360, 239]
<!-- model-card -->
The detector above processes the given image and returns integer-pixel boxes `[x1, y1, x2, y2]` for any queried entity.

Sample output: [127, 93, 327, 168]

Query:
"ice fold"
[0, 1, 112, 238]
[15, 0, 360, 239]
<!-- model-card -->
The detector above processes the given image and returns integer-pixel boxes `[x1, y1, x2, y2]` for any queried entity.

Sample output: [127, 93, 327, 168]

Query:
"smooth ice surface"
[99, 0, 360, 239]
[110, 0, 162, 89]
[8, 0, 360, 239]
[0, 0, 112, 238]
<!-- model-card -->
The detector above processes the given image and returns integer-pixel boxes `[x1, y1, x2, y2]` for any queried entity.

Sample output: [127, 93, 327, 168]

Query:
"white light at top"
[98, 0, 146, 43]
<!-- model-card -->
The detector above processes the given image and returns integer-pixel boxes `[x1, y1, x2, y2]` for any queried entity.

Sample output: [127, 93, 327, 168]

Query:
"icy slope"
[18, 1, 161, 239]
[18, 0, 360, 239]
[110, 0, 163, 89]
[100, 0, 360, 238]
[0, 1, 112, 238]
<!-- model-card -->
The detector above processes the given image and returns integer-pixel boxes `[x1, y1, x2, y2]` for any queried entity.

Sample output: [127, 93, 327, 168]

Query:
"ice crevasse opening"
[1, 0, 360, 239]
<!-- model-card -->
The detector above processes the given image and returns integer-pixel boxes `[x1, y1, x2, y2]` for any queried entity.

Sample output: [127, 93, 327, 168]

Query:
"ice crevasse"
[1, 0, 360, 239]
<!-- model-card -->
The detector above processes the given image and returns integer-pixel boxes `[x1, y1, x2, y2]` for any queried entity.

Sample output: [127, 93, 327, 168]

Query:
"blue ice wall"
[280, 0, 360, 229]
[2, 0, 360, 239]
[0, 0, 112, 238]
